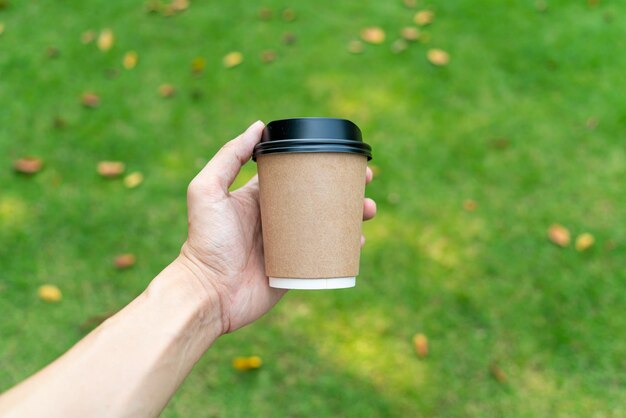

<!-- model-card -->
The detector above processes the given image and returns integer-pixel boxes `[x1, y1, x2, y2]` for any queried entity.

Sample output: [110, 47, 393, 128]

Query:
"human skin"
[0, 121, 376, 418]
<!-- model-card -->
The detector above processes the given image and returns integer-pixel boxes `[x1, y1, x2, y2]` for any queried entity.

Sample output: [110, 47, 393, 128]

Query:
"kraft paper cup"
[253, 118, 372, 290]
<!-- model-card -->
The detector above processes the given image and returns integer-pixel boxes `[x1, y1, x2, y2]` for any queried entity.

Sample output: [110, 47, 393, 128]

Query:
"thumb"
[193, 121, 264, 196]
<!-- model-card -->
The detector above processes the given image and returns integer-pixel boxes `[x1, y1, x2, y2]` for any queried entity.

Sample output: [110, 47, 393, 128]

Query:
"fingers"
[191, 121, 265, 197]
[366, 166, 373, 184]
[363, 197, 376, 221]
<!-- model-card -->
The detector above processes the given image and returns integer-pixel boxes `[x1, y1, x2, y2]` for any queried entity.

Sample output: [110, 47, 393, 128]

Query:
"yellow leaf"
[97, 28, 115, 51]
[223, 51, 243, 68]
[123, 51, 138, 69]
[247, 356, 262, 369]
[38, 284, 62, 303]
[232, 356, 262, 371]
[575, 233, 594, 251]
[413, 333, 428, 358]
[427, 48, 450, 66]
[360, 27, 385, 45]
[401, 27, 420, 42]
[124, 172, 144, 188]
[191, 56, 206, 74]
[414, 10, 434, 26]
[548, 224, 570, 247]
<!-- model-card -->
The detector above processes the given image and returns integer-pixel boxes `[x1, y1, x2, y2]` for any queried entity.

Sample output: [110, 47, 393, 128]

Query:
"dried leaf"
[258, 7, 273, 20]
[463, 199, 477, 212]
[282, 32, 297, 45]
[360, 27, 385, 44]
[548, 224, 570, 247]
[403, 0, 416, 8]
[489, 362, 507, 383]
[260, 49, 277, 63]
[123, 51, 138, 70]
[489, 137, 510, 149]
[223, 51, 243, 68]
[97, 28, 114, 51]
[81, 30, 96, 44]
[38, 284, 62, 303]
[413, 333, 428, 358]
[427, 48, 450, 66]
[81, 92, 100, 108]
[171, 0, 189, 12]
[232, 356, 263, 371]
[401, 26, 420, 41]
[124, 172, 144, 188]
[14, 157, 43, 175]
[114, 253, 136, 269]
[159, 84, 176, 98]
[347, 40, 364, 54]
[575, 233, 595, 251]
[97, 161, 125, 178]
[391, 39, 408, 54]
[282, 8, 296, 21]
[191, 56, 206, 74]
[414, 10, 434, 26]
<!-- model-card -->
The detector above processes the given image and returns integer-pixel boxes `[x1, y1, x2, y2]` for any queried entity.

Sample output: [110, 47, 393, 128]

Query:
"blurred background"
[1, 0, 625, 416]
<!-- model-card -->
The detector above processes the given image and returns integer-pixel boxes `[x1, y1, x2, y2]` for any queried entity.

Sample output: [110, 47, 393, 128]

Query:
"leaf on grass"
[81, 30, 96, 44]
[97, 161, 125, 178]
[413, 333, 428, 358]
[232, 356, 263, 371]
[347, 40, 364, 54]
[282, 32, 297, 45]
[490, 362, 507, 382]
[123, 51, 138, 69]
[282, 8, 296, 21]
[260, 50, 277, 63]
[401, 26, 420, 41]
[97, 28, 114, 51]
[223, 51, 243, 68]
[575, 233, 594, 251]
[171, 0, 189, 12]
[414, 10, 434, 26]
[81, 92, 100, 108]
[463, 199, 477, 212]
[124, 172, 144, 188]
[548, 224, 570, 247]
[38, 284, 62, 303]
[114, 253, 136, 269]
[159, 84, 176, 98]
[360, 27, 385, 44]
[427, 48, 450, 66]
[404, 0, 417, 8]
[258, 7, 273, 20]
[14, 157, 43, 175]
[191, 56, 206, 74]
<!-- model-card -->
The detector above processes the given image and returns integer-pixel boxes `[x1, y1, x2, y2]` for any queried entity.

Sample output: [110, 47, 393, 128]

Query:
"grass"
[1, 0, 626, 416]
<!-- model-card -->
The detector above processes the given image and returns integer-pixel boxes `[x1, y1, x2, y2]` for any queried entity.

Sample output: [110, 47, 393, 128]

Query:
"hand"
[178, 121, 376, 334]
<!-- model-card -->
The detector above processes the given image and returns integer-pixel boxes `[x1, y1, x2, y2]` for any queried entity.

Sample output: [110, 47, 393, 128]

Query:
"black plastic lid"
[252, 118, 372, 161]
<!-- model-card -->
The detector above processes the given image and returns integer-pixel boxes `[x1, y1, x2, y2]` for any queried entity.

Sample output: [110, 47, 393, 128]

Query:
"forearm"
[0, 258, 222, 418]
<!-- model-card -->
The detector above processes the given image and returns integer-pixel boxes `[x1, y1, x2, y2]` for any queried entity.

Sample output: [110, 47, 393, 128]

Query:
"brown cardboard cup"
[253, 118, 372, 290]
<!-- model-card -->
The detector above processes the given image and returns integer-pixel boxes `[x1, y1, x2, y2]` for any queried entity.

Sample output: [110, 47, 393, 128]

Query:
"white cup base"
[269, 276, 356, 290]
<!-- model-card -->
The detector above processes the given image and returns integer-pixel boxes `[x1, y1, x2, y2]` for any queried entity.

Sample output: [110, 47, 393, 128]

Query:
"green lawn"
[1, 0, 626, 416]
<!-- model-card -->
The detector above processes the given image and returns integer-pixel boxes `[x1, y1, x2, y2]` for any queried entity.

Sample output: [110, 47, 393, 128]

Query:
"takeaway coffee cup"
[253, 118, 372, 290]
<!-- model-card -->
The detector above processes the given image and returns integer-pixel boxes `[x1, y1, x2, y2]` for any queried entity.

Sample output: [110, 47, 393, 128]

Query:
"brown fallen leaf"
[575, 233, 595, 251]
[258, 7, 273, 20]
[171, 0, 189, 12]
[414, 10, 434, 26]
[347, 40, 364, 54]
[81, 92, 100, 108]
[38, 284, 62, 303]
[158, 84, 176, 98]
[413, 333, 428, 358]
[124, 172, 144, 188]
[223, 51, 243, 68]
[282, 8, 296, 21]
[427, 48, 450, 66]
[361, 27, 385, 44]
[97, 28, 114, 51]
[282, 32, 297, 45]
[191, 56, 206, 74]
[489, 362, 507, 383]
[401, 26, 420, 41]
[404, 0, 416, 8]
[548, 224, 570, 247]
[463, 199, 477, 212]
[14, 157, 43, 174]
[489, 137, 510, 149]
[97, 161, 125, 178]
[114, 253, 136, 269]
[123, 51, 138, 70]
[260, 50, 277, 63]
